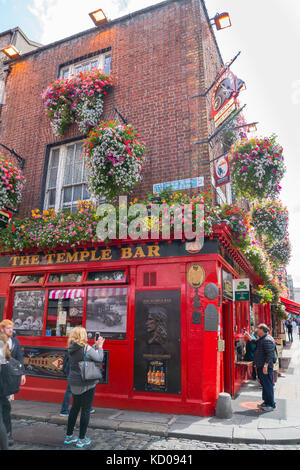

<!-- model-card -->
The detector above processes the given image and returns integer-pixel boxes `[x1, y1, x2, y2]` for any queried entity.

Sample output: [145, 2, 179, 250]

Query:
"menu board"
[12, 290, 45, 336]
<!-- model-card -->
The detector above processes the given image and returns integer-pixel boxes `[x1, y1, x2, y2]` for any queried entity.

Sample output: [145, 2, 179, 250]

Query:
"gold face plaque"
[187, 264, 205, 289]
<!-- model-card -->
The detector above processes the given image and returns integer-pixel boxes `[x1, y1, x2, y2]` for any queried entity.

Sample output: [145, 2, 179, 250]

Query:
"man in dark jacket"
[253, 324, 276, 412]
[0, 320, 26, 446]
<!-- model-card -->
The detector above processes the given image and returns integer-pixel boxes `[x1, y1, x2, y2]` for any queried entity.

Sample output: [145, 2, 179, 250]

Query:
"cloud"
[27, 0, 162, 44]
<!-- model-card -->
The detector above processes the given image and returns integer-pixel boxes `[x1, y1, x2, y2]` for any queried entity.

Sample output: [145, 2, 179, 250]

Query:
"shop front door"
[222, 301, 234, 395]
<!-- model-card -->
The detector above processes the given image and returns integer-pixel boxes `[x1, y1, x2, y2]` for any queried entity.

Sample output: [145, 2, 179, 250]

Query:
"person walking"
[0, 320, 26, 446]
[286, 321, 293, 343]
[64, 327, 104, 448]
[253, 324, 276, 412]
[0, 333, 10, 450]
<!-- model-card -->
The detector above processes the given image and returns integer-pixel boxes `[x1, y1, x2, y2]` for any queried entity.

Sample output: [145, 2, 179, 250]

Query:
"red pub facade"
[0, 0, 270, 416]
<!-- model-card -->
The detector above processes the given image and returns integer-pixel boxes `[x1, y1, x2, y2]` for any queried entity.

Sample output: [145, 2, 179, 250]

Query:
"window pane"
[87, 271, 126, 282]
[83, 184, 90, 200]
[104, 55, 112, 75]
[73, 184, 82, 202]
[13, 275, 44, 285]
[12, 291, 45, 337]
[66, 145, 75, 165]
[48, 189, 56, 208]
[49, 167, 58, 188]
[49, 273, 82, 283]
[86, 287, 128, 340]
[62, 68, 70, 79]
[46, 290, 84, 337]
[63, 187, 72, 204]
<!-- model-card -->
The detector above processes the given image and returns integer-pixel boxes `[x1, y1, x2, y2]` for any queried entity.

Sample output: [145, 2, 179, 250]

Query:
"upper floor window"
[60, 53, 112, 79]
[44, 142, 90, 213]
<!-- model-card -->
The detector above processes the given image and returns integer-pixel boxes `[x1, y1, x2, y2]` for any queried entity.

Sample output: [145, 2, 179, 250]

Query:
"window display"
[13, 274, 44, 285]
[87, 271, 126, 282]
[12, 290, 45, 336]
[48, 273, 82, 283]
[86, 287, 128, 340]
[46, 289, 84, 337]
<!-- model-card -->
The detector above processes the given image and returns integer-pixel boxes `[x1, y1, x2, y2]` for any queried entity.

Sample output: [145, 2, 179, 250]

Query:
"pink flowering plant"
[0, 154, 25, 210]
[265, 237, 291, 268]
[42, 69, 116, 136]
[252, 200, 289, 244]
[83, 121, 146, 202]
[230, 136, 286, 201]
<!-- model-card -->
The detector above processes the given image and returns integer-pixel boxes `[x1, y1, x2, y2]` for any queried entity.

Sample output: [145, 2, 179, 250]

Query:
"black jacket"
[253, 334, 275, 368]
[11, 335, 24, 367]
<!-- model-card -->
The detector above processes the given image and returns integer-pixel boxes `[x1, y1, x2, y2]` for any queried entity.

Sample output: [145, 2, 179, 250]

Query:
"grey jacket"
[68, 341, 104, 395]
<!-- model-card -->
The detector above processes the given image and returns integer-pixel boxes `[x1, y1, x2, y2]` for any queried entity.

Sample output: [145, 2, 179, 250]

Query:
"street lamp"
[89, 8, 108, 26]
[247, 123, 258, 133]
[212, 12, 232, 31]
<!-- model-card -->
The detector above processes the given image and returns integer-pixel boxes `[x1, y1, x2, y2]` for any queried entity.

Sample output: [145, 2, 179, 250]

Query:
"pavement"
[10, 334, 300, 447]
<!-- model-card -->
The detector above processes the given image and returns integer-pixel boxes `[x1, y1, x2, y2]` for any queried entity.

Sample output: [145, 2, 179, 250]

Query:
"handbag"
[0, 357, 24, 396]
[78, 346, 102, 382]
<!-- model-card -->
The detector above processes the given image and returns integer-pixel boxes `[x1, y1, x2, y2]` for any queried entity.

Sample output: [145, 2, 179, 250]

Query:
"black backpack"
[0, 357, 23, 396]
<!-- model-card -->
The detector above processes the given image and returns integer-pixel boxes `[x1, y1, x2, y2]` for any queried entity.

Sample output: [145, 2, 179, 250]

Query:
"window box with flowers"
[42, 69, 116, 137]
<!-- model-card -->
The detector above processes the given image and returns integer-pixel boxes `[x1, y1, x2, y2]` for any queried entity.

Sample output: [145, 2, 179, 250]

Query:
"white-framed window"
[60, 53, 112, 79]
[44, 142, 90, 213]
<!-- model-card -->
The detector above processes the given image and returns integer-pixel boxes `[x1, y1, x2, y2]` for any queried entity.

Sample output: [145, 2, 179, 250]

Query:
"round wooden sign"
[187, 264, 205, 288]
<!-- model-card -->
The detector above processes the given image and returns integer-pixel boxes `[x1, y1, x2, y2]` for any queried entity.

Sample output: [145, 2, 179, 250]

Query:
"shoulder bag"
[78, 346, 102, 382]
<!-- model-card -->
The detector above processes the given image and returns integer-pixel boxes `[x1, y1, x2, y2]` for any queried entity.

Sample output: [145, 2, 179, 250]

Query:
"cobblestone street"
[9, 419, 300, 451]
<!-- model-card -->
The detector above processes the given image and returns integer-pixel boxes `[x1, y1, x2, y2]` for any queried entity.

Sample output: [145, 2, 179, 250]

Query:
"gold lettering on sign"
[121, 247, 132, 259]
[31, 255, 40, 265]
[133, 246, 146, 258]
[101, 249, 112, 260]
[56, 253, 66, 264]
[66, 252, 79, 264]
[90, 250, 101, 262]
[79, 251, 90, 263]
[147, 245, 160, 258]
[46, 254, 56, 264]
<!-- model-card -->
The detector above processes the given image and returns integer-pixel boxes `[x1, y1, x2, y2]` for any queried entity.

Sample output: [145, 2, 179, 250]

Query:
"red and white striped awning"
[88, 287, 127, 297]
[49, 289, 84, 300]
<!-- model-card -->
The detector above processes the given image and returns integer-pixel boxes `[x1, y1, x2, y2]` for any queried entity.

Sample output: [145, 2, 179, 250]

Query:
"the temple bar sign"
[8, 245, 161, 267]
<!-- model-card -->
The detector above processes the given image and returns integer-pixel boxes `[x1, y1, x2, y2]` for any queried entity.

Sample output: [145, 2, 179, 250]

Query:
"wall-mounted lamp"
[2, 45, 21, 59]
[247, 123, 258, 133]
[212, 12, 232, 31]
[89, 8, 108, 26]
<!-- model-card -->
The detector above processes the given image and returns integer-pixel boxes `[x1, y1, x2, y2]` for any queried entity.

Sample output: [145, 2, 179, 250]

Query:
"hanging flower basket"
[252, 200, 289, 243]
[42, 69, 116, 136]
[219, 203, 251, 249]
[230, 136, 286, 201]
[0, 154, 25, 210]
[83, 121, 146, 202]
[265, 237, 291, 267]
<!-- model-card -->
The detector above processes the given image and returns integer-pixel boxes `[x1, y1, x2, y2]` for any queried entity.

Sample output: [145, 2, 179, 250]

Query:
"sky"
[1, 0, 300, 286]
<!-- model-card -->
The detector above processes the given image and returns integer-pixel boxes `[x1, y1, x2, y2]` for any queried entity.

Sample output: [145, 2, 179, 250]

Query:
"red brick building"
[0, 0, 226, 217]
[0, 1, 264, 416]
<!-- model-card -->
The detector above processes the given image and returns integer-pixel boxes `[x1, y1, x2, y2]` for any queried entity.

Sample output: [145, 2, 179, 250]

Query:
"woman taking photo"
[64, 327, 104, 448]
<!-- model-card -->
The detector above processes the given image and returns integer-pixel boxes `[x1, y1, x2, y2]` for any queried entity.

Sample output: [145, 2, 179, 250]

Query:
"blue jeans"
[257, 367, 276, 408]
[60, 382, 72, 414]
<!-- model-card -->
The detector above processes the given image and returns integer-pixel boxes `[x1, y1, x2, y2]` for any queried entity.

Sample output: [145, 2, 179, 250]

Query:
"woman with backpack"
[64, 327, 104, 448]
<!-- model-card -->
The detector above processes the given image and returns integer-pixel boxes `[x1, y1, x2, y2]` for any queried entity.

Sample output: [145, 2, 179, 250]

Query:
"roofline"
[0, 26, 42, 47]
[4, 0, 221, 65]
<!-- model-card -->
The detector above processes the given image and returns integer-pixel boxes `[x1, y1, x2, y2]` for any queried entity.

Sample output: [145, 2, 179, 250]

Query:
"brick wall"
[0, 0, 224, 216]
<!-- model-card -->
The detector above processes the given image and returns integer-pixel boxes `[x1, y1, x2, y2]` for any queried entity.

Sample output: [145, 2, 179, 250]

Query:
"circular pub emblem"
[187, 264, 205, 289]
[215, 157, 229, 179]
